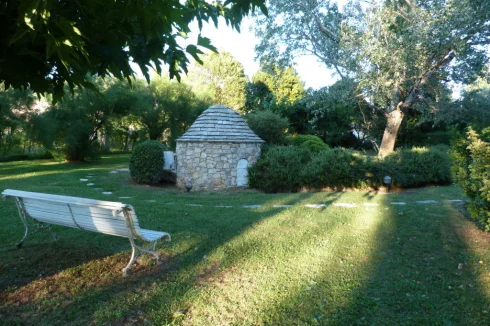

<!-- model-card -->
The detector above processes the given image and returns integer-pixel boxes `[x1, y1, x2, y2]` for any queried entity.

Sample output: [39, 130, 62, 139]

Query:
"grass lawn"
[1, 154, 490, 325]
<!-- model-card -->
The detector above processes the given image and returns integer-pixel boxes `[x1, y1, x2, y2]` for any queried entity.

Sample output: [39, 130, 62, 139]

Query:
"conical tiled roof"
[177, 105, 264, 143]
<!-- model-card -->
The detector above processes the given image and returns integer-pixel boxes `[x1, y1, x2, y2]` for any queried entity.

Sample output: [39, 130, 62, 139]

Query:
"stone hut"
[176, 105, 264, 191]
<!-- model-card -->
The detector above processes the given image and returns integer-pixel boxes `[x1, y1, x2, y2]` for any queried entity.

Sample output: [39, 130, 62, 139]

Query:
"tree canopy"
[255, 0, 490, 156]
[184, 52, 248, 111]
[0, 0, 266, 101]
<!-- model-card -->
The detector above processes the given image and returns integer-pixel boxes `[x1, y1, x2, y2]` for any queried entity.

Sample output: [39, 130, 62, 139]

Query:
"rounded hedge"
[248, 145, 310, 193]
[129, 140, 166, 185]
[289, 134, 330, 153]
[246, 111, 289, 144]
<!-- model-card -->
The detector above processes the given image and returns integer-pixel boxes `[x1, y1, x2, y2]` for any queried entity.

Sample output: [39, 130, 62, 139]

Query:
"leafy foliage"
[254, 0, 490, 155]
[0, 86, 38, 156]
[135, 76, 208, 147]
[184, 52, 247, 111]
[33, 78, 133, 161]
[301, 79, 384, 148]
[129, 140, 166, 185]
[246, 111, 289, 144]
[249, 66, 305, 107]
[288, 134, 330, 152]
[451, 127, 490, 230]
[250, 145, 451, 192]
[248, 146, 310, 193]
[383, 146, 452, 188]
[0, 0, 266, 101]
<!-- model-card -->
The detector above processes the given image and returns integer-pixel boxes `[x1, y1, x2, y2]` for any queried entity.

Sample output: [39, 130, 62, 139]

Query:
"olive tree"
[255, 0, 490, 156]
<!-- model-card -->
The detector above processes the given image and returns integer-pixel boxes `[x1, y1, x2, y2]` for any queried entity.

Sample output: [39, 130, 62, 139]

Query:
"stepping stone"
[164, 202, 175, 205]
[363, 203, 379, 207]
[416, 200, 438, 204]
[102, 191, 113, 195]
[447, 199, 463, 202]
[145, 200, 156, 203]
[215, 205, 233, 208]
[334, 203, 357, 208]
[94, 188, 102, 190]
[80, 178, 88, 182]
[119, 196, 131, 199]
[304, 204, 327, 208]
[186, 204, 203, 207]
[86, 176, 93, 178]
[391, 202, 407, 205]
[243, 205, 262, 209]
[109, 170, 119, 174]
[86, 183, 95, 186]
[87, 173, 95, 176]
[273, 205, 293, 208]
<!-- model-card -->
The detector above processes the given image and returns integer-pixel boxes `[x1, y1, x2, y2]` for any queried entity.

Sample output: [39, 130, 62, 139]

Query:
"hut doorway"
[236, 159, 249, 186]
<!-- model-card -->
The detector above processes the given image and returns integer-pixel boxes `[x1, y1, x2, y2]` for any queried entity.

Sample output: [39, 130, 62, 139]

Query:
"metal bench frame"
[2, 189, 171, 275]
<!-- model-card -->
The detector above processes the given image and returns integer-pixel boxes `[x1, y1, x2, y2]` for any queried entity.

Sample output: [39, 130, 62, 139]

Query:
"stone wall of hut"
[176, 141, 261, 191]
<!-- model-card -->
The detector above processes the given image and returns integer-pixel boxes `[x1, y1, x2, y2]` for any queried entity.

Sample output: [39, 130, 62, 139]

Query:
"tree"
[135, 76, 207, 147]
[34, 78, 133, 161]
[0, 0, 266, 101]
[184, 52, 248, 111]
[255, 0, 490, 156]
[303, 78, 384, 148]
[251, 66, 305, 104]
[0, 86, 37, 155]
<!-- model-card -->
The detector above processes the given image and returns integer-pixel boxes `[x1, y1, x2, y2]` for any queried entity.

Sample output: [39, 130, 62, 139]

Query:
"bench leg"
[14, 197, 57, 248]
[16, 223, 58, 248]
[122, 238, 161, 275]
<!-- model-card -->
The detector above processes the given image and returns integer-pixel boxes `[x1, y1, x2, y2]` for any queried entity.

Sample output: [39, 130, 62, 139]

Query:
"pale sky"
[186, 17, 337, 90]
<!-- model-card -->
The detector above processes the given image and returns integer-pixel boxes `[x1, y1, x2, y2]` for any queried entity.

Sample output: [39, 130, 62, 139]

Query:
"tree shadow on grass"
[0, 192, 342, 324]
[256, 194, 490, 325]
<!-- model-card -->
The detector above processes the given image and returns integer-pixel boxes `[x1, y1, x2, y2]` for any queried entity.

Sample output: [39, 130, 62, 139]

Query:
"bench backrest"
[2, 189, 140, 239]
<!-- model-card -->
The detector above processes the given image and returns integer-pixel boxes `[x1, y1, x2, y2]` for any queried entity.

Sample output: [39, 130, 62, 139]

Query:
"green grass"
[0, 154, 490, 325]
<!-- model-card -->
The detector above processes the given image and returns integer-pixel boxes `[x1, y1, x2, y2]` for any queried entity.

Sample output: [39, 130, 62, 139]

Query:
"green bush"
[246, 111, 289, 144]
[248, 146, 310, 193]
[250, 145, 451, 192]
[129, 140, 165, 185]
[301, 148, 369, 189]
[383, 146, 451, 188]
[451, 127, 490, 230]
[288, 134, 330, 153]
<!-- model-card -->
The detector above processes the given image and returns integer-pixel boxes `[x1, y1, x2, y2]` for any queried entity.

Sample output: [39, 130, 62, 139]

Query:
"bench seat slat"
[138, 229, 169, 242]
[3, 189, 127, 210]
[23, 206, 134, 237]
[23, 200, 129, 223]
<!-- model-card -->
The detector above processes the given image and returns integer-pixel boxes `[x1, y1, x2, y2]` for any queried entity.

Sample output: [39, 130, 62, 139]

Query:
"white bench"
[2, 189, 171, 275]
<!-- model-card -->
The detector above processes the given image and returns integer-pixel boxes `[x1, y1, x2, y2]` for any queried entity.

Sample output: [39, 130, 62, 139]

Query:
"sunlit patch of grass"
[175, 197, 385, 325]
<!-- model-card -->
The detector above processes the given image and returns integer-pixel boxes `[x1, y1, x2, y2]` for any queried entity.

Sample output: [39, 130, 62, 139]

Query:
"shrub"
[288, 134, 330, 153]
[451, 127, 490, 230]
[246, 111, 289, 144]
[301, 148, 369, 189]
[383, 146, 451, 188]
[248, 145, 310, 193]
[129, 140, 165, 184]
[250, 145, 451, 193]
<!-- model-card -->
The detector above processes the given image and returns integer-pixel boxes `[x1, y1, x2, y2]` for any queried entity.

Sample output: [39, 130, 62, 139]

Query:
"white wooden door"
[236, 159, 249, 186]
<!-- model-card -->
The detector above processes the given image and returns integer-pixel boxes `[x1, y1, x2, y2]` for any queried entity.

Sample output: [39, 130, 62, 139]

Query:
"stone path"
[76, 171, 465, 210]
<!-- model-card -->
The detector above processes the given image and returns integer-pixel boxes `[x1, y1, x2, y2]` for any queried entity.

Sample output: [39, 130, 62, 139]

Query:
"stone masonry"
[176, 142, 261, 191]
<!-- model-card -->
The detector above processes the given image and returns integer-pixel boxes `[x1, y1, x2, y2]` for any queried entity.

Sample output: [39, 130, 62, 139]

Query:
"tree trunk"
[378, 109, 404, 158]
